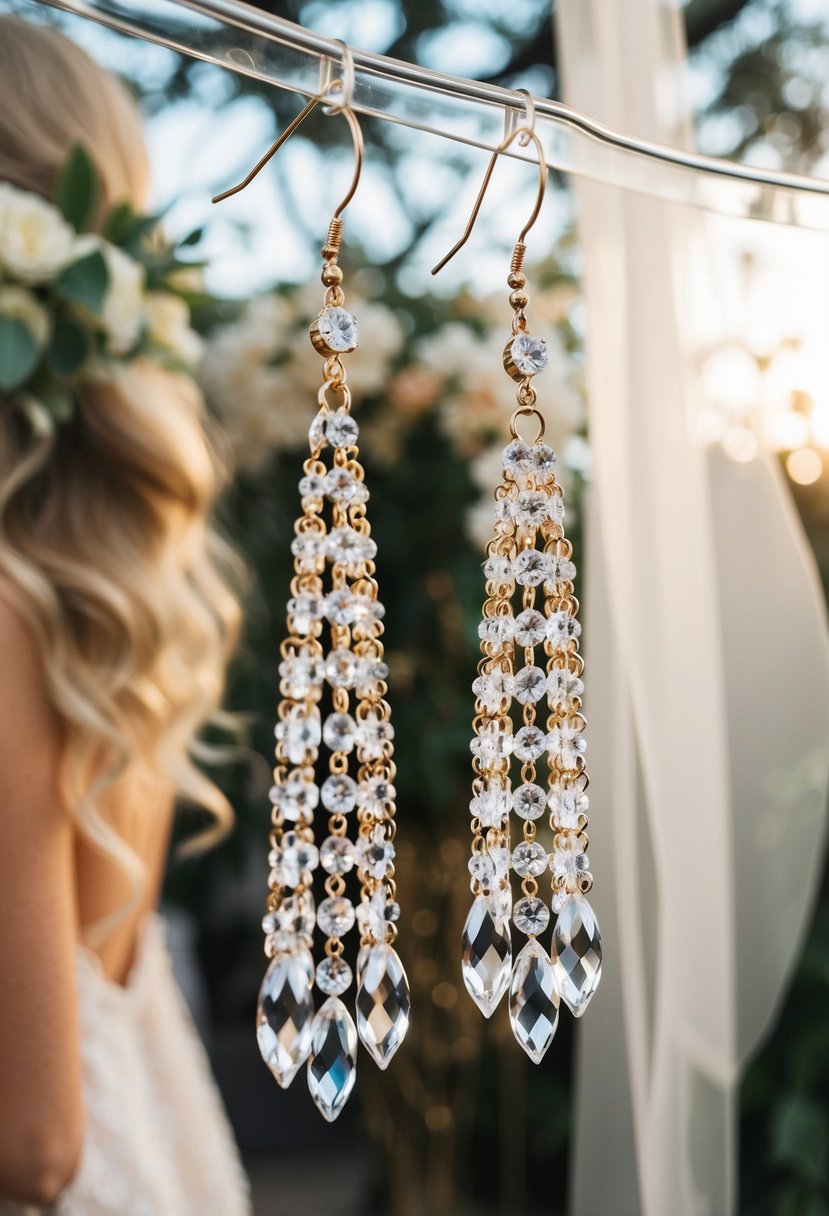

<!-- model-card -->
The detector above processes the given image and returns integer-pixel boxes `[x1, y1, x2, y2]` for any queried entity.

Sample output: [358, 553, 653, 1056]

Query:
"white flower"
[0, 183, 75, 284]
[0, 285, 50, 348]
[72, 235, 146, 355]
[145, 291, 202, 367]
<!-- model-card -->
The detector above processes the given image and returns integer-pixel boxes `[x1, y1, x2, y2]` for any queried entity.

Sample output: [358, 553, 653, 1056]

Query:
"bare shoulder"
[0, 578, 58, 742]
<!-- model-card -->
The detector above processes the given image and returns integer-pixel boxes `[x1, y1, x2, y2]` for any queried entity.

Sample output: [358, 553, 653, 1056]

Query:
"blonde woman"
[0, 18, 252, 1214]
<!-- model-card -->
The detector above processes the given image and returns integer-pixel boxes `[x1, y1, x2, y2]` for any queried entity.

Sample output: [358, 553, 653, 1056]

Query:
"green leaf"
[180, 226, 204, 247]
[54, 250, 109, 316]
[48, 316, 91, 377]
[0, 316, 40, 392]
[103, 200, 135, 246]
[53, 143, 99, 232]
[772, 1096, 829, 1185]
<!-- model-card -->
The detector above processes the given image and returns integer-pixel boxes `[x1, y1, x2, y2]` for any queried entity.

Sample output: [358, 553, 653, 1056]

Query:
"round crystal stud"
[483, 554, 513, 585]
[513, 896, 551, 935]
[325, 410, 359, 448]
[513, 491, 549, 528]
[512, 726, 547, 763]
[513, 665, 547, 705]
[512, 841, 549, 878]
[325, 648, 357, 689]
[322, 712, 358, 754]
[533, 443, 557, 481]
[547, 610, 582, 648]
[326, 527, 377, 568]
[320, 773, 357, 814]
[513, 609, 547, 648]
[502, 440, 535, 476]
[316, 956, 353, 996]
[513, 782, 547, 821]
[320, 835, 356, 875]
[478, 615, 515, 649]
[298, 473, 326, 499]
[514, 550, 549, 588]
[316, 306, 358, 353]
[323, 467, 357, 503]
[318, 896, 356, 937]
[510, 333, 548, 377]
[324, 589, 357, 627]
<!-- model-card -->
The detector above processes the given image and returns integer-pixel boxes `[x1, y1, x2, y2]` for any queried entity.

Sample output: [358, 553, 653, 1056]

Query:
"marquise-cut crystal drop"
[355, 944, 411, 1069]
[461, 895, 512, 1018]
[256, 949, 315, 1088]
[551, 894, 602, 1017]
[307, 996, 358, 1122]
[509, 940, 559, 1064]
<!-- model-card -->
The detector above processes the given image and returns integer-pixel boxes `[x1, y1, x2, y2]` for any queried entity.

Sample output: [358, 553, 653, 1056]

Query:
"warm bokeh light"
[722, 425, 760, 463]
[786, 447, 823, 485]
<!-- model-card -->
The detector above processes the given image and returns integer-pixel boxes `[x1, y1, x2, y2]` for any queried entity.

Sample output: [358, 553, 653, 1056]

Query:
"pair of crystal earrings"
[214, 55, 601, 1122]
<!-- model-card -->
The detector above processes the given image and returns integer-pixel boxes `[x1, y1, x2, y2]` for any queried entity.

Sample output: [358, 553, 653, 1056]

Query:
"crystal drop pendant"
[461, 895, 512, 1018]
[551, 894, 602, 1017]
[355, 943, 411, 1070]
[307, 996, 358, 1122]
[256, 948, 315, 1088]
[509, 939, 559, 1064]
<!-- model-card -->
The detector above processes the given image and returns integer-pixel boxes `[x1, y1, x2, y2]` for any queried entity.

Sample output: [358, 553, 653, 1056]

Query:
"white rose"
[0, 182, 75, 284]
[0, 284, 50, 348]
[145, 291, 203, 367]
[73, 235, 146, 355]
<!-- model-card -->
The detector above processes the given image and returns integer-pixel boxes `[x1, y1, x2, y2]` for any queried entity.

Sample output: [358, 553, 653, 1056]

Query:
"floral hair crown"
[0, 143, 206, 434]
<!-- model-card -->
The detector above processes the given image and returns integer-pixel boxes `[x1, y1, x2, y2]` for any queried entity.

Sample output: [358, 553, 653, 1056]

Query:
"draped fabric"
[555, 2, 829, 1212]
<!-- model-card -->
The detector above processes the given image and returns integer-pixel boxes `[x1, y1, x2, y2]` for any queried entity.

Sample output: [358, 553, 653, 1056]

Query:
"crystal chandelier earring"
[432, 92, 602, 1063]
[213, 48, 410, 1121]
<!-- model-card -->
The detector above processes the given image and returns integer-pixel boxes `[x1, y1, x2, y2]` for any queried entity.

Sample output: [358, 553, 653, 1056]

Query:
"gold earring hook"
[431, 121, 547, 276]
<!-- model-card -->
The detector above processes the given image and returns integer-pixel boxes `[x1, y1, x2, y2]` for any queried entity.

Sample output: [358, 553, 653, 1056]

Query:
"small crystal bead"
[325, 648, 357, 689]
[513, 490, 549, 528]
[290, 533, 325, 572]
[513, 665, 548, 705]
[483, 554, 513, 585]
[317, 896, 356, 937]
[357, 891, 398, 942]
[269, 832, 319, 888]
[324, 588, 357, 626]
[322, 712, 357, 754]
[486, 884, 513, 921]
[546, 610, 582, 649]
[468, 853, 497, 890]
[512, 841, 549, 878]
[513, 609, 547, 647]
[547, 781, 588, 828]
[511, 333, 548, 376]
[326, 527, 377, 569]
[478, 615, 515, 649]
[355, 710, 394, 760]
[513, 782, 547, 821]
[472, 669, 514, 712]
[357, 775, 397, 815]
[274, 891, 316, 941]
[471, 720, 513, 768]
[545, 555, 577, 590]
[320, 835, 356, 875]
[317, 306, 357, 352]
[502, 440, 535, 476]
[359, 826, 396, 880]
[548, 722, 587, 768]
[325, 409, 359, 447]
[320, 773, 357, 814]
[275, 706, 321, 765]
[513, 896, 550, 936]
[316, 956, 353, 996]
[323, 467, 357, 502]
[509, 939, 559, 1063]
[355, 658, 390, 694]
[548, 666, 585, 710]
[513, 725, 547, 762]
[287, 594, 325, 636]
[308, 409, 328, 451]
[470, 776, 513, 827]
[298, 473, 326, 499]
[272, 771, 319, 822]
[551, 832, 589, 889]
[278, 655, 324, 700]
[514, 549, 549, 587]
[533, 444, 557, 481]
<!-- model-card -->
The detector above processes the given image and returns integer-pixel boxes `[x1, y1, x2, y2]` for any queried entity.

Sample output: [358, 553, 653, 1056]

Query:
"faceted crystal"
[317, 896, 356, 937]
[256, 949, 315, 1088]
[483, 554, 513, 586]
[513, 725, 548, 762]
[513, 665, 547, 705]
[547, 781, 588, 829]
[316, 956, 353, 996]
[550, 831, 589, 890]
[357, 775, 397, 815]
[324, 588, 358, 627]
[350, 594, 384, 630]
[356, 944, 411, 1069]
[308, 409, 328, 452]
[486, 883, 513, 921]
[323, 712, 358, 754]
[478, 615, 515, 650]
[326, 527, 377, 570]
[290, 532, 326, 573]
[461, 896, 512, 1018]
[509, 939, 559, 1064]
[358, 824, 396, 880]
[512, 490, 550, 528]
[545, 555, 577, 590]
[325, 648, 357, 689]
[323, 467, 357, 503]
[513, 896, 550, 935]
[513, 609, 547, 648]
[307, 996, 358, 1122]
[502, 440, 535, 476]
[547, 666, 585, 711]
[269, 831, 319, 888]
[532, 444, 557, 481]
[546, 610, 582, 649]
[548, 722, 587, 768]
[278, 655, 324, 700]
[514, 549, 549, 587]
[470, 720, 513, 768]
[287, 594, 325, 636]
[320, 773, 357, 813]
[325, 409, 359, 448]
[275, 706, 321, 765]
[298, 473, 326, 499]
[512, 840, 549, 878]
[472, 669, 514, 712]
[320, 834, 356, 875]
[355, 710, 394, 760]
[512, 783, 547, 821]
[470, 776, 513, 827]
[468, 852, 497, 890]
[273, 890, 316, 941]
[271, 771, 319, 822]
[317, 306, 358, 353]
[510, 333, 548, 376]
[357, 890, 399, 942]
[551, 895, 602, 1016]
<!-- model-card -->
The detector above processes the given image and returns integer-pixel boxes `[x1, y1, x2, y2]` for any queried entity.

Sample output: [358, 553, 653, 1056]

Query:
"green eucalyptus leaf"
[103, 201, 136, 246]
[0, 316, 40, 391]
[54, 250, 109, 316]
[53, 143, 100, 232]
[48, 316, 91, 377]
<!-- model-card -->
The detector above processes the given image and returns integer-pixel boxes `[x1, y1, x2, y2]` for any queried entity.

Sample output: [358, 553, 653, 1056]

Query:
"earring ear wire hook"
[211, 41, 363, 219]
[431, 92, 547, 276]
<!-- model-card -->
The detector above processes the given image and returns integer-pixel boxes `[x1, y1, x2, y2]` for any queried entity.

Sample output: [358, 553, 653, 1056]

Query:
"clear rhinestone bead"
[317, 306, 358, 353]
[512, 725, 547, 762]
[308, 409, 328, 451]
[357, 890, 398, 942]
[287, 594, 325, 636]
[513, 896, 550, 935]
[510, 333, 548, 376]
[513, 609, 547, 648]
[358, 825, 395, 880]
[355, 710, 394, 760]
[547, 781, 588, 828]
[547, 666, 585, 711]
[326, 527, 377, 569]
[275, 706, 321, 765]
[551, 895, 602, 1016]
[548, 722, 587, 768]
[461, 896, 512, 1018]
[512, 841, 549, 878]
[483, 554, 513, 585]
[356, 944, 411, 1070]
[322, 712, 358, 754]
[350, 594, 384, 629]
[316, 956, 353, 997]
[298, 473, 326, 499]
[256, 948, 315, 1088]
[470, 776, 513, 827]
[546, 610, 582, 649]
[357, 775, 397, 815]
[307, 996, 358, 1122]
[269, 832, 319, 888]
[472, 669, 514, 712]
[290, 532, 326, 572]
[551, 831, 589, 889]
[470, 720, 513, 768]
[478, 615, 515, 649]
[325, 409, 359, 448]
[486, 883, 513, 921]
[502, 440, 535, 476]
[509, 939, 559, 1064]
[273, 890, 316, 941]
[324, 589, 357, 626]
[271, 771, 319, 822]
[514, 549, 549, 587]
[545, 555, 577, 590]
[320, 773, 357, 814]
[512, 783, 547, 821]
[323, 467, 357, 502]
[320, 835, 355, 875]
[468, 853, 497, 890]
[533, 444, 557, 481]
[513, 490, 549, 528]
[513, 665, 547, 705]
[325, 648, 357, 689]
[278, 655, 325, 700]
[317, 896, 356, 938]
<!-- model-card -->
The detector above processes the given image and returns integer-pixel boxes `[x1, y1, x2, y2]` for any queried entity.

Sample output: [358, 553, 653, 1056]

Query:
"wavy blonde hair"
[0, 18, 244, 936]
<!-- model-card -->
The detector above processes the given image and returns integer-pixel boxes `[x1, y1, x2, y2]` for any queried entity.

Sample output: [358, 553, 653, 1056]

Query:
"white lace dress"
[0, 916, 252, 1216]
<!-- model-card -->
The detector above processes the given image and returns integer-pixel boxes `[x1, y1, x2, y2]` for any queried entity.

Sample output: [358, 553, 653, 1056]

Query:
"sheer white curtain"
[555, 2, 829, 1213]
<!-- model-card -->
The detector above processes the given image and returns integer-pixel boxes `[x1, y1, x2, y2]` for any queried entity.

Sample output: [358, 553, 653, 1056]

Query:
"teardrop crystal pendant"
[256, 948, 315, 1088]
[461, 895, 512, 1018]
[355, 943, 411, 1070]
[551, 894, 602, 1017]
[509, 939, 559, 1063]
[307, 996, 358, 1123]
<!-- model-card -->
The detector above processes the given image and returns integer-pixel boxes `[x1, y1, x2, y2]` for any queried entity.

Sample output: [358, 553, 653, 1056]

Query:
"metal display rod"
[33, 0, 829, 231]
